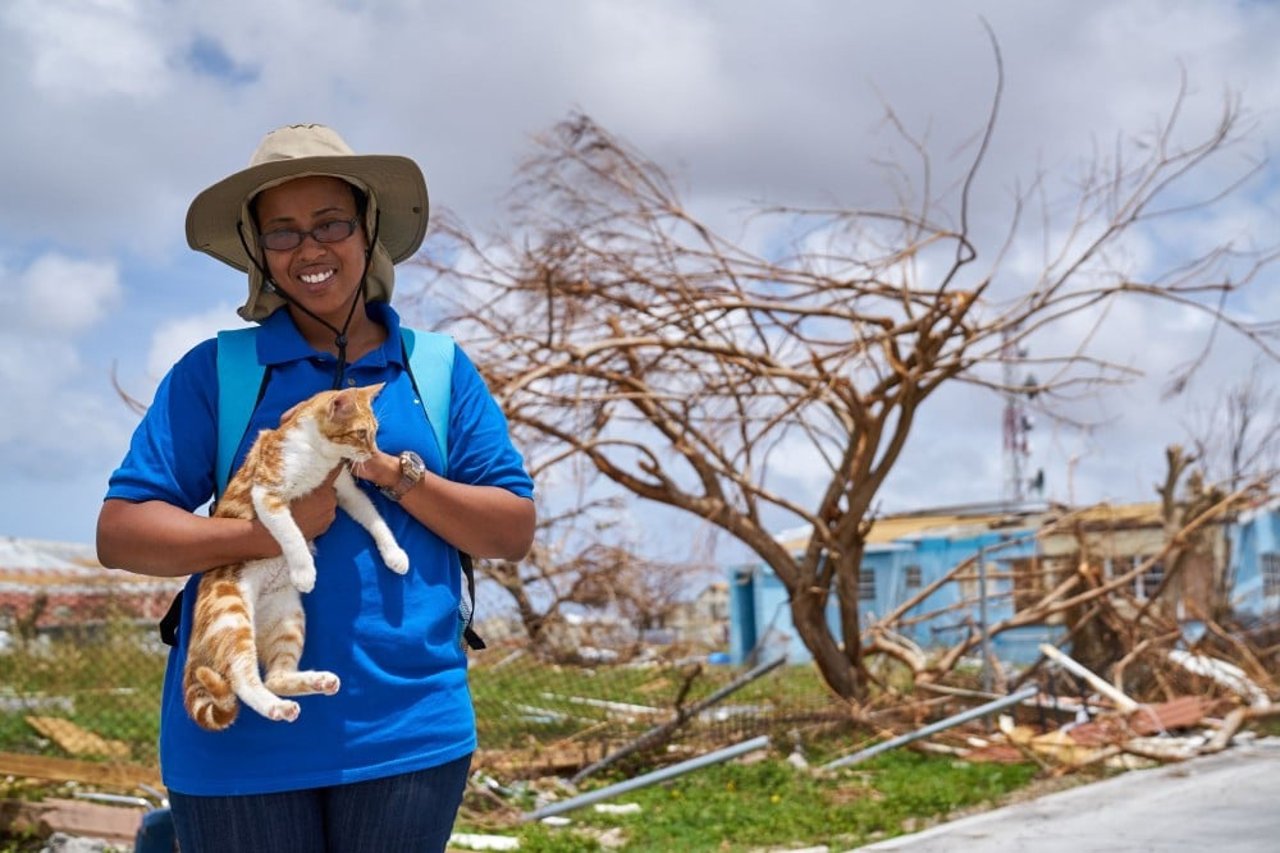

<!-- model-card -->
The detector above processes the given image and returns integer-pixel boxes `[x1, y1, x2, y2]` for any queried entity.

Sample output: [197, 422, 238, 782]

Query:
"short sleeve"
[104, 339, 220, 511]
[446, 345, 535, 499]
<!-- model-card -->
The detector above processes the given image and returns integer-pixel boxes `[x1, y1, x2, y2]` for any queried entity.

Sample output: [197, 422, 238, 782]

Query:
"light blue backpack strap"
[400, 327, 486, 650]
[400, 327, 454, 466]
[215, 328, 265, 498]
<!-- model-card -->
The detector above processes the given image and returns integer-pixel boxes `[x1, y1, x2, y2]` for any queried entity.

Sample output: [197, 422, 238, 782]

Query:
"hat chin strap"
[236, 212, 381, 390]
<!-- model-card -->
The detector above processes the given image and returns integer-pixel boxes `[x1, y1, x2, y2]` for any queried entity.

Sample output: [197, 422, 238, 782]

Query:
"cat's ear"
[279, 399, 308, 423]
[328, 392, 354, 418]
[361, 382, 385, 400]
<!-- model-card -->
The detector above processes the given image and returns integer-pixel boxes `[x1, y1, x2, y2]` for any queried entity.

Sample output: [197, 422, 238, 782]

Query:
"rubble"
[910, 645, 1274, 773]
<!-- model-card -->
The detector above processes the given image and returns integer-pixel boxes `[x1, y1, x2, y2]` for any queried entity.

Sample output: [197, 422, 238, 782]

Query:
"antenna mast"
[1001, 328, 1039, 503]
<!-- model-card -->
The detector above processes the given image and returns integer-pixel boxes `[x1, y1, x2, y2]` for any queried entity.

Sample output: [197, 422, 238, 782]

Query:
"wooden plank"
[25, 716, 131, 760]
[0, 751, 163, 791]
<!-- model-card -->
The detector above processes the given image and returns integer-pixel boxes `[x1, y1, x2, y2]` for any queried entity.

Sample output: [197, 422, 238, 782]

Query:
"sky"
[2, 0, 1278, 555]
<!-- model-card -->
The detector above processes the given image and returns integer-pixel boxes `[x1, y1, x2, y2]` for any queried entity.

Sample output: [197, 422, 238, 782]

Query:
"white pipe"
[522, 735, 770, 822]
[1039, 643, 1139, 712]
[821, 686, 1039, 771]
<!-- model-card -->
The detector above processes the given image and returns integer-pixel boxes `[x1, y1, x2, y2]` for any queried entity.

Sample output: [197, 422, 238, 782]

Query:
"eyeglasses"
[259, 218, 359, 252]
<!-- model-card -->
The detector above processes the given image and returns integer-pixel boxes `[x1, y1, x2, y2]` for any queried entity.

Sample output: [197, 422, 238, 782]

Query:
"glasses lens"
[314, 219, 357, 243]
[261, 230, 302, 251]
[259, 219, 356, 251]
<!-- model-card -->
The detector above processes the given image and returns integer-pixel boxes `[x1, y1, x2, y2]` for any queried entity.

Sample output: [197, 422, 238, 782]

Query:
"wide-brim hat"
[185, 124, 429, 322]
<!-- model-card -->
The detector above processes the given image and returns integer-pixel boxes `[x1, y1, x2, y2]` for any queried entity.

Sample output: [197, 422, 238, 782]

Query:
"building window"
[1136, 558, 1165, 601]
[1110, 555, 1164, 601]
[859, 567, 876, 601]
[1108, 554, 1134, 579]
[905, 564, 922, 589]
[1263, 552, 1280, 597]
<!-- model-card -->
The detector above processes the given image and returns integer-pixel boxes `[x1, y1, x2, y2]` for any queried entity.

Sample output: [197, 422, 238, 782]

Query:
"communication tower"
[1001, 328, 1042, 503]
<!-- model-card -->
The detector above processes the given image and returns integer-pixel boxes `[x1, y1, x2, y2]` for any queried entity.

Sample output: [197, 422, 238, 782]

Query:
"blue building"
[729, 499, 1280, 666]
[1227, 498, 1280, 626]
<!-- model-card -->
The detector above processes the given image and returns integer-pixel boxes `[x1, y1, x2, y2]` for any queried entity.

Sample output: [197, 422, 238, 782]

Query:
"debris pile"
[845, 643, 1275, 775]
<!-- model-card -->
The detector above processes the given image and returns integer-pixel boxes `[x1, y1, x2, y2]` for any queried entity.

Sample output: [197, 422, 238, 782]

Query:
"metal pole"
[522, 735, 770, 822]
[977, 546, 992, 695]
[820, 686, 1038, 771]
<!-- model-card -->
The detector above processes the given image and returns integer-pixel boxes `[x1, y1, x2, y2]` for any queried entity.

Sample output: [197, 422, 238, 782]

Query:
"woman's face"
[254, 175, 368, 325]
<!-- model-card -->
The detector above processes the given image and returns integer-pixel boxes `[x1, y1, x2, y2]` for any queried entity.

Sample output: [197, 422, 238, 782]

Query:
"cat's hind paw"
[382, 545, 410, 575]
[312, 672, 341, 695]
[267, 700, 300, 723]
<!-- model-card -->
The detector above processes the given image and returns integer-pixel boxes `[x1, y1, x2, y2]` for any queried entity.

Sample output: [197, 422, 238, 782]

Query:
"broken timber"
[0, 751, 163, 792]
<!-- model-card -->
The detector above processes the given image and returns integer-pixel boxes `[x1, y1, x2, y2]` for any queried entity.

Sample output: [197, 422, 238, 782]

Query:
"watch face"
[403, 451, 426, 479]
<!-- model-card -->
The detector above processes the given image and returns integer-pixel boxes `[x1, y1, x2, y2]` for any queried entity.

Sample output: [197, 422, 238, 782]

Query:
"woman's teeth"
[300, 270, 334, 285]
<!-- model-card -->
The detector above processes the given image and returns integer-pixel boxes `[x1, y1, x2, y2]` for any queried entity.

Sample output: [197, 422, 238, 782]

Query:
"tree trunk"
[789, 586, 866, 701]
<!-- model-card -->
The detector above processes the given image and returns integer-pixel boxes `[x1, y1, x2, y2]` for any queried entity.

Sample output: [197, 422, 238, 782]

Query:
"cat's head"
[286, 382, 385, 460]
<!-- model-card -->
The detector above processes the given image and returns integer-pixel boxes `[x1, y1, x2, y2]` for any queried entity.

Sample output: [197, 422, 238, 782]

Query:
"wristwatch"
[380, 451, 426, 502]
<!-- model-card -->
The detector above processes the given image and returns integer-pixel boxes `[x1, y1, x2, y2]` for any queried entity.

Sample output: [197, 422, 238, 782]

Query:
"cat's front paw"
[382, 545, 410, 575]
[291, 565, 317, 594]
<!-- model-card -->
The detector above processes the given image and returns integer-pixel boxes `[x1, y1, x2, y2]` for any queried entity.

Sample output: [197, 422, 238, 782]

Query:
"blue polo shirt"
[105, 302, 533, 795]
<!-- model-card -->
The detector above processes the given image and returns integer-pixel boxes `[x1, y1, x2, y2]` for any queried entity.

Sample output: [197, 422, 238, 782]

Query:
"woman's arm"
[353, 453, 535, 561]
[96, 483, 340, 577]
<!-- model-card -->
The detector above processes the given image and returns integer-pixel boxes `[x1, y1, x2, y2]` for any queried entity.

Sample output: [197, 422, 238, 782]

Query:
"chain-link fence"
[0, 539, 177, 775]
[0, 550, 843, 785]
[467, 641, 843, 780]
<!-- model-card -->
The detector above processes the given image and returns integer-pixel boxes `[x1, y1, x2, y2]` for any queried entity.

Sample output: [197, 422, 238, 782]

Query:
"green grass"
[1248, 715, 1280, 738]
[460, 748, 1039, 851]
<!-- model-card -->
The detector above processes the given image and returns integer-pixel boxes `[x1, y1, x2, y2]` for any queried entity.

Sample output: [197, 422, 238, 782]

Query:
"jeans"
[168, 754, 471, 853]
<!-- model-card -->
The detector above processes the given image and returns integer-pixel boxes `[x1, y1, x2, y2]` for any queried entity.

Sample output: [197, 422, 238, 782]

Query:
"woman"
[97, 124, 535, 852]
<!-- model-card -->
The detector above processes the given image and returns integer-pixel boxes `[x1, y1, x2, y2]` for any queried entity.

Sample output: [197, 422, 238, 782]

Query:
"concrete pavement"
[853, 735, 1280, 852]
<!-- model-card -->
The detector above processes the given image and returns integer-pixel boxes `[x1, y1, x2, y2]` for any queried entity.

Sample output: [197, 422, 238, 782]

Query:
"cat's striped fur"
[183, 383, 409, 731]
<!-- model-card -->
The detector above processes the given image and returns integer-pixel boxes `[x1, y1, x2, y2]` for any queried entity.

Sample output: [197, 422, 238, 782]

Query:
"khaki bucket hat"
[185, 124, 429, 322]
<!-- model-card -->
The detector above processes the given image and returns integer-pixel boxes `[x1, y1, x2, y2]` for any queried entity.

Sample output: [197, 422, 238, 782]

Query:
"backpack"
[158, 326, 486, 651]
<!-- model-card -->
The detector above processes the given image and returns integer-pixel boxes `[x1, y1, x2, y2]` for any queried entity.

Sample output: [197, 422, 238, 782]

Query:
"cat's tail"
[183, 664, 239, 731]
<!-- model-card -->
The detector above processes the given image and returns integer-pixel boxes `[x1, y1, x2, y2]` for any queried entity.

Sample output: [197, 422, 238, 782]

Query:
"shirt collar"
[254, 300, 406, 368]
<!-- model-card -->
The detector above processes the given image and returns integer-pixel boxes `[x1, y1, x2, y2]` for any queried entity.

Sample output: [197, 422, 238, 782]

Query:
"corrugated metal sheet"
[776, 501, 1169, 553]
[0, 536, 179, 592]
[0, 537, 101, 572]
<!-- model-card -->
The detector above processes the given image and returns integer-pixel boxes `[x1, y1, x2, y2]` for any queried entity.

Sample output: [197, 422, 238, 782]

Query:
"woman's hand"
[350, 451, 399, 492]
[349, 449, 534, 561]
[290, 468, 341, 540]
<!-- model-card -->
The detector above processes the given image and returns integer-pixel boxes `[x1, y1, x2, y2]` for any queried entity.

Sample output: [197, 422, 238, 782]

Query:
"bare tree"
[415, 42, 1278, 700]
[1185, 360, 1280, 492]
[468, 421, 718, 658]
[483, 507, 713, 661]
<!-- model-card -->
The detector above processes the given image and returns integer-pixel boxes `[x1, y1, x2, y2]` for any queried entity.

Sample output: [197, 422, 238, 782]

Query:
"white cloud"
[0, 253, 131, 479]
[146, 303, 239, 383]
[14, 253, 122, 333]
[4, 0, 173, 100]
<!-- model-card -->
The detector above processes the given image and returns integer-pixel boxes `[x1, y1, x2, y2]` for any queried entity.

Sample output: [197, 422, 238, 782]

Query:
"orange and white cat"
[183, 383, 409, 731]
